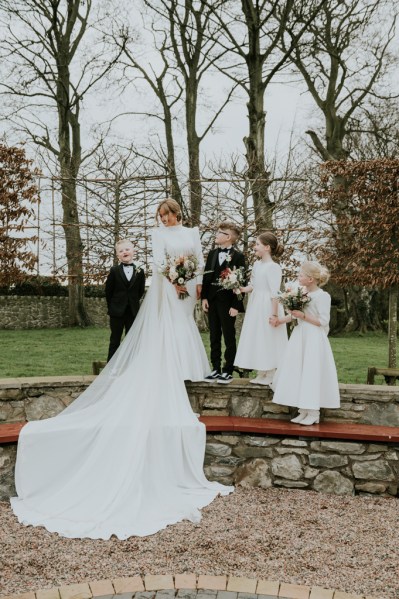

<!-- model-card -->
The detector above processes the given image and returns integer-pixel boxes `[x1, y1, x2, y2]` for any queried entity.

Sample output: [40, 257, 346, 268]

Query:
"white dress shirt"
[218, 247, 232, 265]
[122, 264, 134, 281]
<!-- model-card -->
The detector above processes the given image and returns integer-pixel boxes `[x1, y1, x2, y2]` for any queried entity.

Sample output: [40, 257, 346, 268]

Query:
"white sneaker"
[290, 409, 308, 423]
[217, 372, 233, 384]
[204, 369, 221, 382]
[299, 410, 320, 426]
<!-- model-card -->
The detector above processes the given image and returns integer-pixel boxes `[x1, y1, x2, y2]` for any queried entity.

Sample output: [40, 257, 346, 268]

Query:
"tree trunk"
[113, 177, 121, 264]
[242, 3, 273, 231]
[163, 106, 183, 207]
[58, 59, 91, 327]
[388, 285, 397, 370]
[186, 80, 202, 226]
[60, 176, 91, 326]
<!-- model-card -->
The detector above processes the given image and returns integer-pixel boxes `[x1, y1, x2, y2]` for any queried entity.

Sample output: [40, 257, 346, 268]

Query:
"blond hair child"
[270, 261, 340, 425]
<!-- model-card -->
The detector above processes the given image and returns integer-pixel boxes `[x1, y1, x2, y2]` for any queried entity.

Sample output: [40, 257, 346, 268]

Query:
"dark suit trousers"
[208, 300, 236, 374]
[107, 308, 135, 362]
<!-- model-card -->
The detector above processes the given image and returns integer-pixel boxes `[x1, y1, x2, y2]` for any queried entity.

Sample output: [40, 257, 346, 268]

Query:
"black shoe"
[204, 369, 221, 382]
[217, 372, 233, 384]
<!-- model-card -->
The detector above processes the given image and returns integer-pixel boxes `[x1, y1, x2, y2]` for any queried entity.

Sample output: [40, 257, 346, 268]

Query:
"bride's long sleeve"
[192, 226, 205, 284]
[151, 228, 166, 272]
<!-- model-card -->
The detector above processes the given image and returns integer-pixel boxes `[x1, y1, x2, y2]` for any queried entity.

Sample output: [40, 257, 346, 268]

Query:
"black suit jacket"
[105, 264, 145, 318]
[201, 248, 246, 312]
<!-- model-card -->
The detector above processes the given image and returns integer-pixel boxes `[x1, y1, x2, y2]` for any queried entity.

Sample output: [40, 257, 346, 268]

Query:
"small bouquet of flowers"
[278, 283, 311, 326]
[213, 266, 246, 300]
[161, 253, 199, 299]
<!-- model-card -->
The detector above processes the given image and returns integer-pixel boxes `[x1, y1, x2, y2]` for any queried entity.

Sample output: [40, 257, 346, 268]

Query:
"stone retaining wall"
[1, 377, 398, 499]
[204, 434, 398, 497]
[0, 296, 108, 329]
[187, 380, 399, 426]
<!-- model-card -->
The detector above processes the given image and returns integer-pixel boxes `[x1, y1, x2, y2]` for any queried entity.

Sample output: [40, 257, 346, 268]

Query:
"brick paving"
[0, 575, 377, 599]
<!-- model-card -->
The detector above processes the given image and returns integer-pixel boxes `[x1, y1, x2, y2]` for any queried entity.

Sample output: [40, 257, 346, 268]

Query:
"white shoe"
[250, 377, 270, 385]
[299, 410, 320, 426]
[250, 370, 274, 385]
[250, 371, 266, 384]
[290, 409, 308, 423]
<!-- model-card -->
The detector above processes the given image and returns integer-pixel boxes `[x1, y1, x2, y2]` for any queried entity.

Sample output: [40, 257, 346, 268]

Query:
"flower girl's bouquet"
[161, 254, 199, 299]
[278, 283, 311, 326]
[213, 266, 246, 301]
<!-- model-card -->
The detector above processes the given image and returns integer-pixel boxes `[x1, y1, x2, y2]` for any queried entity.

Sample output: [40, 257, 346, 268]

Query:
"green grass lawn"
[0, 328, 396, 384]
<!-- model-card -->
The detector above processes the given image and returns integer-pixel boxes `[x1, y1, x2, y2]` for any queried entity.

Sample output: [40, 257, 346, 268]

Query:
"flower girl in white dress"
[270, 261, 340, 425]
[234, 232, 288, 385]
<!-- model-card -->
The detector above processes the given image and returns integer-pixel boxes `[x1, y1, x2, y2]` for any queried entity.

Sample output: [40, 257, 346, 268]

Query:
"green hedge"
[0, 276, 105, 297]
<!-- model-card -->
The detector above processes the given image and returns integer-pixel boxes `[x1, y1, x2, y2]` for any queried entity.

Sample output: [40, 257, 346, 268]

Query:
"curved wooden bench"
[0, 422, 26, 443]
[2, 418, 399, 444]
[198, 416, 399, 442]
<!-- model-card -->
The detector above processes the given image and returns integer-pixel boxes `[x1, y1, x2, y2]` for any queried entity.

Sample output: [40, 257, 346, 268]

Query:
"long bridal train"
[11, 227, 233, 540]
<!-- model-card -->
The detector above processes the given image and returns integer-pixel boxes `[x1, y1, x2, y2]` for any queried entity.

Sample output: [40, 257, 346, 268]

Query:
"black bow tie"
[219, 247, 231, 253]
[122, 263, 134, 267]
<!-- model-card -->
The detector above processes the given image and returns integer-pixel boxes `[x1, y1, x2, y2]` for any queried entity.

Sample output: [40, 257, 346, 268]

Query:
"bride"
[11, 198, 233, 540]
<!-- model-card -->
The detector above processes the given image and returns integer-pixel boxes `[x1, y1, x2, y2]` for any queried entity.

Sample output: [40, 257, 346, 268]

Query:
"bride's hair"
[156, 198, 182, 223]
[301, 261, 330, 286]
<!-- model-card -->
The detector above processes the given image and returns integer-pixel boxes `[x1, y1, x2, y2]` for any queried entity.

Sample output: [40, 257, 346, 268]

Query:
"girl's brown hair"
[156, 198, 182, 223]
[257, 231, 284, 257]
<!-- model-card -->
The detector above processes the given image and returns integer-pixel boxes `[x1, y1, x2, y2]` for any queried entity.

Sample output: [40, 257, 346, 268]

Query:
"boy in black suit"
[201, 222, 246, 384]
[105, 239, 145, 361]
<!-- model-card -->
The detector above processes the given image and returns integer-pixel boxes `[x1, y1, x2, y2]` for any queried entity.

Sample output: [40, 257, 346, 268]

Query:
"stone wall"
[187, 380, 399, 426]
[204, 434, 398, 497]
[1, 377, 398, 499]
[0, 296, 108, 329]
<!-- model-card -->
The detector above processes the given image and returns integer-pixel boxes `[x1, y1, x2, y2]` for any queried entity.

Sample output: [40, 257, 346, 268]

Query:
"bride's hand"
[175, 284, 187, 295]
[196, 284, 202, 300]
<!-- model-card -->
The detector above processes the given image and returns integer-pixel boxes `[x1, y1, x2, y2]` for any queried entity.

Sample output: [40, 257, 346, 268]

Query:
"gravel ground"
[1, 487, 398, 599]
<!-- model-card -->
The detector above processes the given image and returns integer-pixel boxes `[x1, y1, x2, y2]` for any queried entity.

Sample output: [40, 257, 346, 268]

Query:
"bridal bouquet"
[278, 283, 311, 326]
[213, 266, 246, 300]
[161, 253, 199, 299]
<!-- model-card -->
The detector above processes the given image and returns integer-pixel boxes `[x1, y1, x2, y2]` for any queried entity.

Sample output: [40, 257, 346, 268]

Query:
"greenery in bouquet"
[278, 284, 311, 325]
[161, 253, 199, 299]
[213, 266, 246, 300]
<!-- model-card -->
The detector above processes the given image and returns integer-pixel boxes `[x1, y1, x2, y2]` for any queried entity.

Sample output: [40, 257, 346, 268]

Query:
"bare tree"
[112, 22, 185, 210]
[80, 141, 168, 279]
[144, 0, 237, 226]
[348, 97, 399, 161]
[0, 0, 124, 325]
[282, 0, 398, 163]
[207, 0, 327, 230]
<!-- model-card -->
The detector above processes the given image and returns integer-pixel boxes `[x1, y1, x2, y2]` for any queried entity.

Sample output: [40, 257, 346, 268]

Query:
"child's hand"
[229, 307, 238, 317]
[202, 299, 209, 313]
[291, 310, 305, 320]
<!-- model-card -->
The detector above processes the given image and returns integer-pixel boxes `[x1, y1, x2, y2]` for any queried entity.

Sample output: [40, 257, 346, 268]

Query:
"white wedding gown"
[11, 225, 233, 540]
